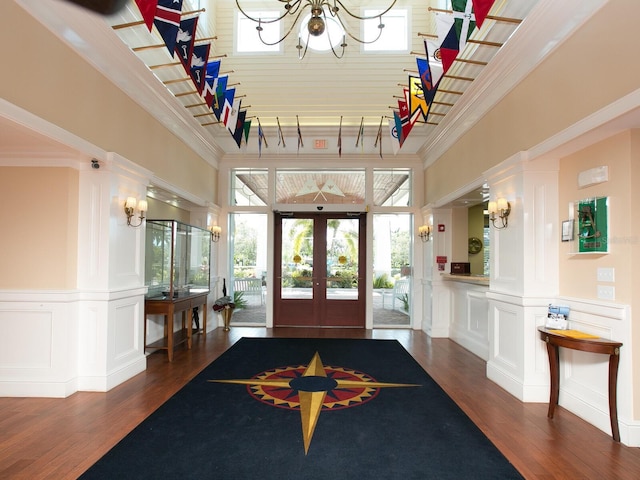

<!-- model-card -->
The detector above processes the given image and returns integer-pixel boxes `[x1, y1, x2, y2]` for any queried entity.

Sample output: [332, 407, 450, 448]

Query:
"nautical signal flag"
[232, 110, 248, 147]
[472, 0, 496, 28]
[175, 16, 198, 72]
[134, 0, 157, 31]
[202, 60, 221, 109]
[408, 76, 429, 122]
[189, 43, 210, 93]
[417, 39, 442, 107]
[154, 0, 184, 55]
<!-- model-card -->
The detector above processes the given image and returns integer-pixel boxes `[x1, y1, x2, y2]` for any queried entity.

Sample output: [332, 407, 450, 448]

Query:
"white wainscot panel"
[492, 304, 520, 370]
[113, 301, 140, 360]
[449, 283, 489, 360]
[0, 300, 78, 397]
[0, 310, 52, 368]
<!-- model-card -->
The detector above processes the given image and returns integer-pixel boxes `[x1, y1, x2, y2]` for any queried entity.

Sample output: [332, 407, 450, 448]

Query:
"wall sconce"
[124, 197, 147, 227]
[418, 225, 432, 242]
[209, 225, 222, 242]
[487, 198, 511, 229]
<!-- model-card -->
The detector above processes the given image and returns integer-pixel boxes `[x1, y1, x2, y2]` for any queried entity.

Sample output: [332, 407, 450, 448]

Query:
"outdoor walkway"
[227, 289, 410, 326]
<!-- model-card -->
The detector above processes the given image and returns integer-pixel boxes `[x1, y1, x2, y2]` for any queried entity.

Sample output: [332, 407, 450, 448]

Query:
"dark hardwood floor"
[1, 327, 639, 479]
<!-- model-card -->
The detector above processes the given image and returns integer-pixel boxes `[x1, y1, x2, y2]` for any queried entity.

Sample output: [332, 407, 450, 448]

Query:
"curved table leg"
[608, 352, 621, 442]
[546, 342, 560, 418]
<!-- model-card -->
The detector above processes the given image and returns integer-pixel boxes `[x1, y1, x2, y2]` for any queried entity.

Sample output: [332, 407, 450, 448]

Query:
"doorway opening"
[274, 212, 366, 327]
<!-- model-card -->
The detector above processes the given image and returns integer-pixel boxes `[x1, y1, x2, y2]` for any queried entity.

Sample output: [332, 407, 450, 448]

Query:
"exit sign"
[313, 139, 328, 149]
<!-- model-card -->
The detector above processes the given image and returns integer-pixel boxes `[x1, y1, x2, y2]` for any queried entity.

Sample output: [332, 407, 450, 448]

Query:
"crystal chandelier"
[235, 0, 398, 59]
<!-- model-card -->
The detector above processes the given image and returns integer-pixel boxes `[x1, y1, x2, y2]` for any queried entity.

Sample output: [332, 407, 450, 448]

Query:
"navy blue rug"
[81, 338, 523, 479]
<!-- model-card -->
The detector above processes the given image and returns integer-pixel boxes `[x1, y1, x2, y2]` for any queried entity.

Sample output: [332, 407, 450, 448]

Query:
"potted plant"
[213, 279, 235, 331]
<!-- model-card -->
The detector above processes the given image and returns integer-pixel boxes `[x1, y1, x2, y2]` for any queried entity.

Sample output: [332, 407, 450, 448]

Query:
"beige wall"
[146, 197, 191, 224]
[450, 208, 468, 267]
[558, 130, 639, 417]
[0, 167, 78, 289]
[468, 204, 485, 275]
[558, 132, 633, 303]
[424, 0, 640, 206]
[2, 2, 217, 205]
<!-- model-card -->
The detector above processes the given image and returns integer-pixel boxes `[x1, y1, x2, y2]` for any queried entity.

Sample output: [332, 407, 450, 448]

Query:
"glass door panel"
[326, 218, 359, 300]
[281, 217, 314, 300]
[274, 212, 365, 327]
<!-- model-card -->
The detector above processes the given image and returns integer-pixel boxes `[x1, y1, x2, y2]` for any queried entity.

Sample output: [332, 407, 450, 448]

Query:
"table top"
[538, 327, 622, 353]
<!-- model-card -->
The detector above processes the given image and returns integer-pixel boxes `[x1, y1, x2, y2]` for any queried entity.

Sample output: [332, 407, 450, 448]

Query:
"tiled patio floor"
[223, 290, 410, 327]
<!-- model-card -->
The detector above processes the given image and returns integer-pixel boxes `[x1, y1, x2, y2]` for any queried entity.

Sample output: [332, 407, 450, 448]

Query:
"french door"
[274, 212, 366, 327]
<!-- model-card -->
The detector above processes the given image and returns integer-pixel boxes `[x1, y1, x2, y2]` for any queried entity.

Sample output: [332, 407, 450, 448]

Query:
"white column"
[76, 152, 151, 392]
[485, 153, 560, 402]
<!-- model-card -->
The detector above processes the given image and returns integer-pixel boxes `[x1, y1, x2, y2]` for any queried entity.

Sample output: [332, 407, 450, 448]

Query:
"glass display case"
[145, 220, 211, 299]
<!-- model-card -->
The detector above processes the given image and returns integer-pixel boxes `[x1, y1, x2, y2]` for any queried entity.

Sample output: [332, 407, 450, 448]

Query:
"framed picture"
[561, 220, 574, 242]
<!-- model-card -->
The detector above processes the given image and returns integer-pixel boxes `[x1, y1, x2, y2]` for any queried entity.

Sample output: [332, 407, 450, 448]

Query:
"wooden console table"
[145, 292, 208, 362]
[538, 327, 622, 441]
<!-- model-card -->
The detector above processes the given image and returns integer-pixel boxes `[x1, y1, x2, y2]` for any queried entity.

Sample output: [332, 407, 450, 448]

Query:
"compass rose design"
[210, 351, 419, 454]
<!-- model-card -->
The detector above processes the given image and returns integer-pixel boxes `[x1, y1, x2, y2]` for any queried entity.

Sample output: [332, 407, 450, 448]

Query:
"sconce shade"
[209, 225, 222, 242]
[488, 198, 510, 229]
[418, 225, 431, 242]
[124, 196, 147, 227]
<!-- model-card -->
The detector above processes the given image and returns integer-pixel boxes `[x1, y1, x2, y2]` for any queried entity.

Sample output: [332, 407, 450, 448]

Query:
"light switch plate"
[597, 285, 615, 300]
[597, 267, 615, 282]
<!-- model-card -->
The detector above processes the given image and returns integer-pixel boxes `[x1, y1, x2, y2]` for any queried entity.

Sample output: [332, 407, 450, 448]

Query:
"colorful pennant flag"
[297, 115, 303, 152]
[408, 76, 429, 122]
[257, 118, 267, 157]
[417, 39, 442, 107]
[439, 22, 460, 75]
[374, 116, 383, 158]
[189, 43, 210, 93]
[277, 117, 286, 148]
[452, 0, 477, 52]
[175, 16, 197, 72]
[202, 60, 221, 108]
[212, 76, 229, 119]
[222, 96, 239, 132]
[154, 0, 184, 55]
[243, 118, 252, 144]
[232, 110, 247, 147]
[337, 116, 342, 157]
[355, 117, 364, 148]
[135, 0, 157, 31]
[388, 118, 400, 156]
[394, 97, 416, 149]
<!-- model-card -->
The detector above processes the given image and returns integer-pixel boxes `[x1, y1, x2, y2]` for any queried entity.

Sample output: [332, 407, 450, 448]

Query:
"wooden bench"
[234, 278, 264, 305]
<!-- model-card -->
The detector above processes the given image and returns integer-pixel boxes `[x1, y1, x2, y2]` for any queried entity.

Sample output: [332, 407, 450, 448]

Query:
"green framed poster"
[577, 197, 608, 253]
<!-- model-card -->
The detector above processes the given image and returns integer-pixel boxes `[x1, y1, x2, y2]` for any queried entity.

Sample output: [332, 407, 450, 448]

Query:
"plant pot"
[221, 307, 234, 331]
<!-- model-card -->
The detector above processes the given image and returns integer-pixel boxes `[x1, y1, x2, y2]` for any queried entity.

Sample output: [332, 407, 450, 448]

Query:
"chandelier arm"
[332, 0, 397, 21]
[235, 0, 303, 24]
[333, 14, 384, 45]
[297, 34, 310, 59]
[257, 5, 311, 45]
[322, 9, 345, 58]
[328, 39, 346, 59]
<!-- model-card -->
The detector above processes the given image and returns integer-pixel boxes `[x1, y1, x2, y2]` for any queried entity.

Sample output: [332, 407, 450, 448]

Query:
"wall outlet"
[597, 285, 615, 300]
[597, 267, 615, 282]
